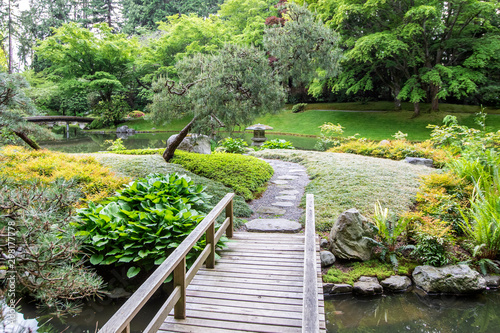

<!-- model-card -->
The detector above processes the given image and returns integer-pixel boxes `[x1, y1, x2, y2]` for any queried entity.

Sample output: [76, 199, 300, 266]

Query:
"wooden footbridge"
[100, 194, 325, 333]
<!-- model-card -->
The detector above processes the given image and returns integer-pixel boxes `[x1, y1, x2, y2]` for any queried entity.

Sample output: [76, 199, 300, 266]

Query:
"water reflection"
[39, 128, 320, 153]
[325, 290, 500, 332]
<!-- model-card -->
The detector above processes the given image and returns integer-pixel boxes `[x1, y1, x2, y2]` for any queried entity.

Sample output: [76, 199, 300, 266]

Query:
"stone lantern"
[246, 123, 273, 146]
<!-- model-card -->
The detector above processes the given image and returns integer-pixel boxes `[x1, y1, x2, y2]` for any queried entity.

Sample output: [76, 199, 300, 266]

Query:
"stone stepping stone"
[256, 206, 286, 215]
[277, 185, 295, 189]
[271, 180, 289, 185]
[275, 195, 296, 201]
[272, 202, 294, 207]
[289, 169, 306, 173]
[279, 190, 299, 195]
[278, 175, 298, 180]
[245, 218, 302, 233]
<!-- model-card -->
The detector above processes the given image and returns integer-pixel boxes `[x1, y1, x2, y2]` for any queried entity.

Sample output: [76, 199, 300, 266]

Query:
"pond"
[325, 289, 500, 333]
[38, 128, 320, 153]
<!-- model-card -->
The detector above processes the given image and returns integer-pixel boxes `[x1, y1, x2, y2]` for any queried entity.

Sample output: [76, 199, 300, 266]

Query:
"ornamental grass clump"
[75, 173, 218, 279]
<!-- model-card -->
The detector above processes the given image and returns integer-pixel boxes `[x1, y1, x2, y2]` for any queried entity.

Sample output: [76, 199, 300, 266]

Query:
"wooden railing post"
[173, 258, 186, 319]
[206, 221, 215, 269]
[302, 194, 319, 333]
[225, 198, 234, 238]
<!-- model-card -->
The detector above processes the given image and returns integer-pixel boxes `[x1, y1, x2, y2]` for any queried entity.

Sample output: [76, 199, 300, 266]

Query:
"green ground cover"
[250, 149, 435, 232]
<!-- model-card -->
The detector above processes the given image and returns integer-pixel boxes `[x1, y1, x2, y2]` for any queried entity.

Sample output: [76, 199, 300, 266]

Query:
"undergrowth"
[323, 260, 417, 284]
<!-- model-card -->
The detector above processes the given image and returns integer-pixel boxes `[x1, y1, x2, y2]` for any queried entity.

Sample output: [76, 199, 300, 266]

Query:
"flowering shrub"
[126, 110, 146, 119]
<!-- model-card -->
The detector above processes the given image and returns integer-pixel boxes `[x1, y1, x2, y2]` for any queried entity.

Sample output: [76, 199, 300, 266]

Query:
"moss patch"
[323, 260, 418, 284]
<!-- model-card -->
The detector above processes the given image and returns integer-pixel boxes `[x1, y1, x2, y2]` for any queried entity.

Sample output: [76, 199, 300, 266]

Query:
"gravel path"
[247, 158, 310, 224]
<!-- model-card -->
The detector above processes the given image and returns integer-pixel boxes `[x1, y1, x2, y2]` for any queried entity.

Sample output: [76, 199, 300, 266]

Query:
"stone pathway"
[244, 159, 310, 233]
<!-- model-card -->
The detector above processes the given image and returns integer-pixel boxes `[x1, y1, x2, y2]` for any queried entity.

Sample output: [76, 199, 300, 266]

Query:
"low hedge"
[172, 151, 274, 200]
[330, 140, 448, 167]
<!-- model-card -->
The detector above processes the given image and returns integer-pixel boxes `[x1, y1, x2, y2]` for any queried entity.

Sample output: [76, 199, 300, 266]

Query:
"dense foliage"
[75, 173, 216, 279]
[172, 151, 274, 200]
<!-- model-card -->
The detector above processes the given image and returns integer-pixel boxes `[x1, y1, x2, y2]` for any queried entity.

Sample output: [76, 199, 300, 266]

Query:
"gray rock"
[167, 134, 211, 154]
[381, 275, 412, 292]
[279, 190, 299, 195]
[245, 219, 302, 233]
[289, 169, 306, 173]
[256, 206, 286, 215]
[484, 275, 500, 288]
[271, 180, 289, 185]
[329, 208, 372, 261]
[353, 277, 383, 295]
[404, 157, 433, 167]
[275, 195, 296, 201]
[378, 140, 391, 146]
[412, 265, 487, 294]
[272, 202, 294, 207]
[323, 283, 334, 294]
[0, 269, 6, 279]
[116, 125, 136, 133]
[331, 284, 353, 295]
[106, 287, 131, 299]
[320, 238, 329, 248]
[278, 175, 298, 180]
[320, 251, 336, 267]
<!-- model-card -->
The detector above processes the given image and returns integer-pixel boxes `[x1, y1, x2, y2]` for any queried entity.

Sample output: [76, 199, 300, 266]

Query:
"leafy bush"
[0, 178, 103, 313]
[292, 103, 307, 113]
[171, 151, 274, 200]
[105, 138, 126, 151]
[0, 146, 129, 202]
[364, 202, 413, 271]
[409, 215, 454, 266]
[75, 173, 217, 279]
[218, 137, 248, 154]
[87, 117, 107, 129]
[331, 139, 448, 167]
[260, 139, 295, 150]
[315, 122, 345, 150]
[126, 110, 146, 119]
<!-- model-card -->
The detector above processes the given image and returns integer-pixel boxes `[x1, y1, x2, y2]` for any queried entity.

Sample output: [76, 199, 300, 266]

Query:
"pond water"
[325, 289, 500, 333]
[39, 128, 319, 153]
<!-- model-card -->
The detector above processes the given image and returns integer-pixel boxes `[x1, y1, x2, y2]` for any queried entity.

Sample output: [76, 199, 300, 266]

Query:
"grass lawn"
[251, 150, 436, 232]
[256, 109, 500, 141]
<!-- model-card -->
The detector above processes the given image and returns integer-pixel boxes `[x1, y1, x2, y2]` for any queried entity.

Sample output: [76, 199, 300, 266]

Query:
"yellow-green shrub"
[0, 146, 129, 202]
[330, 140, 448, 167]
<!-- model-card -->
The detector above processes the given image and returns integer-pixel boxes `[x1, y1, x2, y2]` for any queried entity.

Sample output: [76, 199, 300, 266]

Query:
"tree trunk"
[13, 131, 41, 150]
[162, 117, 197, 162]
[413, 102, 420, 117]
[430, 83, 439, 111]
[8, 0, 13, 74]
[392, 83, 402, 111]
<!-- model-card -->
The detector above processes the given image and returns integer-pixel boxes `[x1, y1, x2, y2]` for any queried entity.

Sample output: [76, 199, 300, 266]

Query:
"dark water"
[39, 128, 319, 153]
[325, 289, 500, 333]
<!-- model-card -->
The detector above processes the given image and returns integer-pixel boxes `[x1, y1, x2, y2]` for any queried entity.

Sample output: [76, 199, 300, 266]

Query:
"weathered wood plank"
[162, 317, 302, 333]
[215, 258, 304, 267]
[167, 309, 303, 327]
[191, 273, 304, 286]
[181, 302, 303, 319]
[303, 194, 319, 333]
[187, 285, 305, 299]
[190, 278, 305, 292]
[213, 261, 304, 271]
[143, 286, 181, 333]
[194, 268, 305, 281]
[186, 296, 304, 313]
[185, 290, 303, 305]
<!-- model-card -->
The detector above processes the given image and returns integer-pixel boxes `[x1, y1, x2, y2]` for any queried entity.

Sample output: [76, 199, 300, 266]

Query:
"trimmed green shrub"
[172, 151, 274, 200]
[218, 137, 248, 154]
[260, 139, 295, 150]
[292, 103, 307, 113]
[75, 173, 218, 279]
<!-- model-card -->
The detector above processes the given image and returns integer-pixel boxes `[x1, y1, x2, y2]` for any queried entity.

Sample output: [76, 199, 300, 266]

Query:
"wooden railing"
[302, 194, 319, 332]
[99, 193, 235, 333]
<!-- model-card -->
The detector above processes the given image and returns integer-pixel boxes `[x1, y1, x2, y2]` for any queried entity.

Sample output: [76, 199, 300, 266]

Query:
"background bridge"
[100, 194, 325, 333]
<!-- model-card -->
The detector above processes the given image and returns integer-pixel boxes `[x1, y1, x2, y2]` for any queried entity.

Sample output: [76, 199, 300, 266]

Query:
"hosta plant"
[260, 139, 295, 150]
[74, 173, 218, 279]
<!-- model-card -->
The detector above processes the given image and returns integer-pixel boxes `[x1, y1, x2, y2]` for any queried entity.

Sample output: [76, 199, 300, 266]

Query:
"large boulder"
[412, 265, 486, 294]
[404, 157, 433, 167]
[381, 275, 412, 292]
[167, 134, 211, 155]
[329, 208, 372, 261]
[353, 276, 383, 296]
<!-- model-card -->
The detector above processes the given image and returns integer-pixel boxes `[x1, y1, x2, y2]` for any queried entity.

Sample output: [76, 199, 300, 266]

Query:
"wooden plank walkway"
[160, 232, 326, 333]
